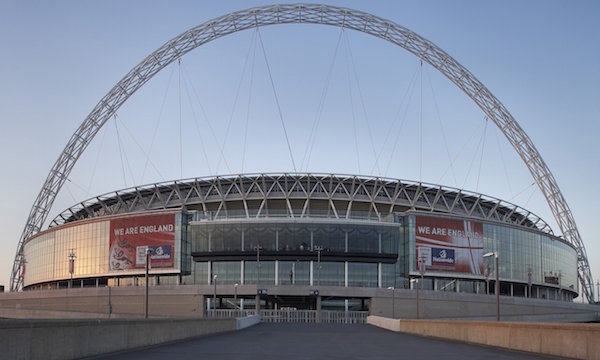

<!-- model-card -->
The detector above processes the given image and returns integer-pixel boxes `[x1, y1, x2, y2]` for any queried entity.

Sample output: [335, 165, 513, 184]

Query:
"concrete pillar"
[345, 232, 348, 252]
[198, 295, 206, 318]
[344, 262, 348, 287]
[207, 261, 212, 285]
[240, 260, 244, 285]
[316, 296, 322, 323]
[344, 299, 349, 324]
[255, 294, 260, 315]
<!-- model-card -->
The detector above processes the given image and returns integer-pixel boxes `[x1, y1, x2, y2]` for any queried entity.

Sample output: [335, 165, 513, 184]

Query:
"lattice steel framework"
[10, 4, 594, 301]
[48, 173, 554, 234]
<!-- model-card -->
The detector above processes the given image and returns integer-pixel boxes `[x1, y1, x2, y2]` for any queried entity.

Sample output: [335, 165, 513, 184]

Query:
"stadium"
[6, 4, 596, 318]
[21, 173, 578, 310]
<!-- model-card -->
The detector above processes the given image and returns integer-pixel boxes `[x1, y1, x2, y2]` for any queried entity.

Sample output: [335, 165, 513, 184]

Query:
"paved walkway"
[93, 323, 560, 359]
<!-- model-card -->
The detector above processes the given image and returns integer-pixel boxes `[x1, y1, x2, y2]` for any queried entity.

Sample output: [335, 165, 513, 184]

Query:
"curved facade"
[22, 174, 578, 304]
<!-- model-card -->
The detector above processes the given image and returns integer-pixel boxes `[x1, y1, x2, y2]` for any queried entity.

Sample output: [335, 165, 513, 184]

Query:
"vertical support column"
[240, 260, 245, 285]
[255, 294, 260, 315]
[198, 295, 206, 318]
[316, 295, 322, 323]
[378, 262, 382, 288]
[310, 261, 314, 286]
[344, 261, 348, 287]
[378, 233, 382, 254]
[345, 232, 348, 253]
[275, 260, 279, 286]
[207, 261, 212, 285]
[241, 229, 245, 252]
[344, 299, 349, 324]
[310, 231, 314, 251]
[275, 229, 279, 251]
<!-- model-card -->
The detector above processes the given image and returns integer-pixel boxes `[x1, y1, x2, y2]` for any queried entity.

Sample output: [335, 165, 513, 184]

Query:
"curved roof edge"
[49, 173, 554, 235]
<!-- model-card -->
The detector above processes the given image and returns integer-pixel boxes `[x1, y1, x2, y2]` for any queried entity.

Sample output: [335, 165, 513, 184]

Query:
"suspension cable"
[383, 63, 420, 177]
[114, 114, 165, 181]
[179, 62, 231, 174]
[301, 28, 344, 172]
[179, 64, 218, 175]
[242, 29, 259, 173]
[342, 30, 361, 174]
[493, 128, 513, 195]
[178, 58, 183, 179]
[424, 66, 458, 187]
[114, 115, 129, 187]
[86, 122, 109, 193]
[419, 59, 423, 182]
[437, 118, 485, 185]
[475, 117, 489, 192]
[344, 31, 381, 176]
[256, 27, 297, 172]
[508, 181, 536, 202]
[461, 116, 488, 190]
[211, 29, 259, 174]
[141, 63, 176, 182]
[64, 180, 79, 204]
[114, 114, 138, 185]
[382, 66, 419, 177]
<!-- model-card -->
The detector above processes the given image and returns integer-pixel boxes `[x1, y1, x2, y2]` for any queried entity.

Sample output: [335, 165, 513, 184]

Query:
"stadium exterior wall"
[20, 174, 578, 307]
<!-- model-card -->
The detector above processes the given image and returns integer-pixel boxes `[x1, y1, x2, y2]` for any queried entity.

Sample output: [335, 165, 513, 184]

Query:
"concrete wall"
[370, 287, 600, 322]
[0, 285, 597, 321]
[368, 316, 600, 360]
[0, 316, 259, 360]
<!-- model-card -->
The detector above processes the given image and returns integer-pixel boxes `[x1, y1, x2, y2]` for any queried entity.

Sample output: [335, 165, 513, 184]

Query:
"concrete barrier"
[0, 316, 260, 360]
[236, 315, 261, 329]
[367, 315, 600, 360]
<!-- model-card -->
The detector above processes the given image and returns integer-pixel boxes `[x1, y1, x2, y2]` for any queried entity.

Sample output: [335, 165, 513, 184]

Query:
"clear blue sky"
[0, 0, 598, 299]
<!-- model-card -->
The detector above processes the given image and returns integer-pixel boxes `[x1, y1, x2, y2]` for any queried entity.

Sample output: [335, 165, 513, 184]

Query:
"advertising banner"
[415, 215, 484, 274]
[109, 213, 176, 271]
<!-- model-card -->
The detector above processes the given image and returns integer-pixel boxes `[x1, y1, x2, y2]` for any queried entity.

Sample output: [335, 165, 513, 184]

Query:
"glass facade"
[407, 214, 578, 298]
[483, 222, 578, 292]
[191, 220, 399, 254]
[23, 211, 184, 288]
[22, 209, 578, 302]
[279, 261, 310, 285]
[23, 220, 110, 287]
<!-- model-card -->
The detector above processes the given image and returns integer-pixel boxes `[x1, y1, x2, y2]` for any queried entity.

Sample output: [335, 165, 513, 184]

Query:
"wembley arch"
[10, 3, 595, 302]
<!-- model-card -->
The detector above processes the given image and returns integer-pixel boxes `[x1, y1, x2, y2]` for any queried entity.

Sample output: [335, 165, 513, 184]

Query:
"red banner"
[415, 215, 484, 274]
[109, 213, 175, 271]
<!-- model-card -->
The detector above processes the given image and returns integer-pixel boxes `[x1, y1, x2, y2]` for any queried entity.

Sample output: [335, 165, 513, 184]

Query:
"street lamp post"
[213, 274, 218, 317]
[484, 252, 499, 321]
[145, 248, 153, 319]
[68, 249, 76, 288]
[410, 279, 419, 319]
[234, 283, 239, 316]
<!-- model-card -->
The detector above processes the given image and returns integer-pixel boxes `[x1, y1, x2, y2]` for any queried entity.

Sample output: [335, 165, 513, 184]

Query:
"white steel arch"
[10, 3, 594, 301]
